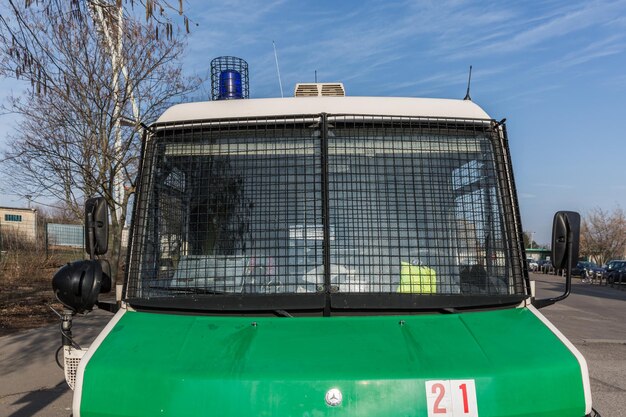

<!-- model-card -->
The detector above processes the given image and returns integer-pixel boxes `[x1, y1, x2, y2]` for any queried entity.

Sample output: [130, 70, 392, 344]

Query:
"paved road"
[0, 276, 624, 416]
[533, 272, 626, 417]
[0, 310, 111, 417]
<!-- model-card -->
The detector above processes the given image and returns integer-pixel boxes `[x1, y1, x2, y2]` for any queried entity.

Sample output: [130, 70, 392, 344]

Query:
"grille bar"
[320, 113, 332, 316]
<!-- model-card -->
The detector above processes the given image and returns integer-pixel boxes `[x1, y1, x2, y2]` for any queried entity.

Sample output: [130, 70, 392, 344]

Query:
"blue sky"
[1, 0, 626, 244]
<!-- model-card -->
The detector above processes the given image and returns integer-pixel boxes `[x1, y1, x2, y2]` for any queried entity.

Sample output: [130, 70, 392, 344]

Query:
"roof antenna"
[272, 41, 284, 98]
[315, 70, 317, 83]
[463, 65, 473, 101]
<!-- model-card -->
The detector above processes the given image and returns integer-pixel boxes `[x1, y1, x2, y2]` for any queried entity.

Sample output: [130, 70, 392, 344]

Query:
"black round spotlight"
[52, 260, 103, 313]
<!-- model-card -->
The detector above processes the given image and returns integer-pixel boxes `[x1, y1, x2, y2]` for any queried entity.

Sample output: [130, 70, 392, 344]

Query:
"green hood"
[78, 307, 587, 417]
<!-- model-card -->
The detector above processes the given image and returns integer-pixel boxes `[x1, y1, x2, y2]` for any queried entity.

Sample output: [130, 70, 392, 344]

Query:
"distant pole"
[530, 231, 535, 249]
[272, 41, 284, 98]
[90, 2, 139, 225]
[45, 222, 49, 260]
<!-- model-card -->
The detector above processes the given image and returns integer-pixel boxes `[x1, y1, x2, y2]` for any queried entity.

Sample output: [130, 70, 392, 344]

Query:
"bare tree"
[0, 1, 194, 86]
[580, 207, 626, 265]
[522, 232, 541, 250]
[37, 203, 83, 225]
[0, 2, 200, 285]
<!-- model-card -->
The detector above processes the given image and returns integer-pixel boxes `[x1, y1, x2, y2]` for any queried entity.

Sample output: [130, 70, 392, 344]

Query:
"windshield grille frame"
[125, 114, 528, 313]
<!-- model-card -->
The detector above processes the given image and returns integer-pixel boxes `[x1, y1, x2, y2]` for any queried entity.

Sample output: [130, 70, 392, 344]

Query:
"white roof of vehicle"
[155, 96, 492, 124]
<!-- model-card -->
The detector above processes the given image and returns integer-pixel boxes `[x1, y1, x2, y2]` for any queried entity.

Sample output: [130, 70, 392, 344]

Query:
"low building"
[525, 247, 551, 261]
[0, 206, 39, 242]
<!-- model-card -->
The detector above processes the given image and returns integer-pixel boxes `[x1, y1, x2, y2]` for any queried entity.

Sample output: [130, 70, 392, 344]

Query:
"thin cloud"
[549, 35, 626, 69]
[490, 83, 562, 106]
[533, 183, 575, 190]
[602, 73, 626, 88]
[379, 66, 514, 97]
[192, 0, 286, 26]
[442, 0, 626, 60]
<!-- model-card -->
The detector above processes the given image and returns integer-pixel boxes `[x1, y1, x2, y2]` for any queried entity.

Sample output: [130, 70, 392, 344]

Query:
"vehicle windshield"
[126, 115, 526, 310]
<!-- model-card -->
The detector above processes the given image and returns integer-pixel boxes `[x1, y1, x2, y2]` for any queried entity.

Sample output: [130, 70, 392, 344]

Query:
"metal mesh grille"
[127, 115, 524, 306]
[210, 56, 249, 100]
[327, 117, 511, 295]
[64, 346, 87, 390]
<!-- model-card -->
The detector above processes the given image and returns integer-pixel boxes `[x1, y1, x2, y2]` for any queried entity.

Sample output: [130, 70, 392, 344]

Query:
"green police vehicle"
[52, 58, 594, 417]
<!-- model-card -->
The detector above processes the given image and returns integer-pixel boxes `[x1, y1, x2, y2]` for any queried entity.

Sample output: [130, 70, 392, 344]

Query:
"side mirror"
[52, 260, 105, 313]
[551, 211, 580, 270]
[534, 211, 580, 309]
[85, 197, 109, 257]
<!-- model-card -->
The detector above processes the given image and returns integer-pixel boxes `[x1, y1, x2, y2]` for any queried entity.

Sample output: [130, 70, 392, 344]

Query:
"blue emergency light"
[218, 70, 243, 100]
[211, 56, 249, 100]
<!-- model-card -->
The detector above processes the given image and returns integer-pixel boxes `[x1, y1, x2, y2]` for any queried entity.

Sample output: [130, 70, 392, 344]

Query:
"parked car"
[604, 259, 626, 284]
[536, 259, 550, 272]
[526, 258, 539, 271]
[605, 260, 626, 285]
[571, 261, 604, 280]
[540, 260, 555, 274]
[611, 267, 626, 285]
[613, 267, 626, 285]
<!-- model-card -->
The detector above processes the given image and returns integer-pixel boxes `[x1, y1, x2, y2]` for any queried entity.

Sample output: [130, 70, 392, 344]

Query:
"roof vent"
[294, 83, 345, 97]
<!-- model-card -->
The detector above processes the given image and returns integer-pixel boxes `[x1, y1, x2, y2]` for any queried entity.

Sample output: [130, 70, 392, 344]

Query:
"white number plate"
[425, 379, 478, 417]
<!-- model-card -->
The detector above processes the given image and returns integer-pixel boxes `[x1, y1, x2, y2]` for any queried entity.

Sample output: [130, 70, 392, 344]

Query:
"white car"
[526, 258, 539, 271]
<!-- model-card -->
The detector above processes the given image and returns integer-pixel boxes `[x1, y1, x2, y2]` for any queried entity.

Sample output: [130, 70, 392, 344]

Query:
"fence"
[0, 218, 85, 284]
[44, 223, 85, 260]
[44, 222, 85, 259]
[0, 216, 132, 284]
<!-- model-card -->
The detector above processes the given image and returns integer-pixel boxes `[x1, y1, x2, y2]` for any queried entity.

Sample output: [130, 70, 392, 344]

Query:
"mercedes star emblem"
[325, 388, 343, 407]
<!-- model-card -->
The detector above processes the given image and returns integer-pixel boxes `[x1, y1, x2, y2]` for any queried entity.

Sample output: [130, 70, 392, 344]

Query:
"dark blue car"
[572, 261, 604, 280]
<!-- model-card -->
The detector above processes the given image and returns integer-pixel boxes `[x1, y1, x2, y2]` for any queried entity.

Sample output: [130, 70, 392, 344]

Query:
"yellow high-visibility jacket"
[398, 262, 437, 293]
